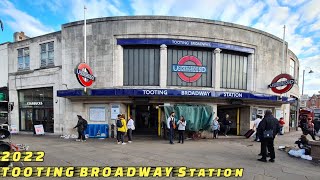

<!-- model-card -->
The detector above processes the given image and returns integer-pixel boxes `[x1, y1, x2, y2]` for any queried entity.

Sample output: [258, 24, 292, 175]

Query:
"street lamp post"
[302, 68, 314, 95]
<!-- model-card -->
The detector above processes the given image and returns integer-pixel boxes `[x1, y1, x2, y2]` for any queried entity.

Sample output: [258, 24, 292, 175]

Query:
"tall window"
[40, 42, 54, 67]
[220, 52, 248, 90]
[123, 46, 160, 86]
[290, 59, 295, 78]
[18, 47, 30, 70]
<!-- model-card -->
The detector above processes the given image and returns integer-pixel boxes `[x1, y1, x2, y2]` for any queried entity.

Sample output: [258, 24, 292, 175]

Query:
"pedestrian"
[279, 117, 285, 135]
[116, 114, 127, 145]
[222, 114, 232, 136]
[257, 116, 270, 157]
[307, 118, 316, 140]
[299, 116, 308, 134]
[257, 110, 280, 163]
[167, 112, 175, 144]
[177, 116, 186, 144]
[212, 117, 220, 139]
[127, 115, 135, 143]
[73, 115, 88, 142]
[253, 115, 262, 141]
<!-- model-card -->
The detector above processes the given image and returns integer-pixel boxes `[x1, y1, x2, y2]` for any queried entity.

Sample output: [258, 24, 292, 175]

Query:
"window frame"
[289, 59, 295, 78]
[220, 51, 248, 90]
[17, 47, 30, 71]
[40, 41, 54, 68]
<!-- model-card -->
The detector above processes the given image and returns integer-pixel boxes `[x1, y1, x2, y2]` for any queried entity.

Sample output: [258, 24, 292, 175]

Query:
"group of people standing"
[116, 114, 135, 145]
[73, 114, 135, 145]
[211, 114, 232, 139]
[167, 112, 187, 144]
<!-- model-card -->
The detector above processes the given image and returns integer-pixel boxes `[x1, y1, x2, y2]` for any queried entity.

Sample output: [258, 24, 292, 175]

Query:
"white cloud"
[235, 1, 266, 26]
[219, 3, 239, 22]
[299, 0, 320, 22]
[0, 0, 54, 37]
[281, 0, 307, 6]
[130, 0, 226, 19]
[299, 55, 320, 95]
[29, 0, 64, 13]
[69, 0, 127, 21]
[310, 19, 320, 32]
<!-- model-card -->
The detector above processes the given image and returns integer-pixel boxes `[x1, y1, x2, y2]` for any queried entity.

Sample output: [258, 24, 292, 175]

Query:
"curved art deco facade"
[7, 16, 300, 136]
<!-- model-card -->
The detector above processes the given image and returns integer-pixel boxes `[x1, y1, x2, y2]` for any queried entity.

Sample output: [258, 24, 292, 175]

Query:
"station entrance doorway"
[217, 106, 240, 135]
[130, 104, 158, 136]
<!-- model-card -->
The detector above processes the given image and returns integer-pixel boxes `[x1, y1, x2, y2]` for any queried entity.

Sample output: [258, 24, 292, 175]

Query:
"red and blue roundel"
[74, 63, 96, 87]
[172, 56, 207, 83]
[268, 74, 295, 94]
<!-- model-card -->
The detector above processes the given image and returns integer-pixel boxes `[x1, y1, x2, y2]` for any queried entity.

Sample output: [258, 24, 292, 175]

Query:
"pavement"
[2, 130, 320, 180]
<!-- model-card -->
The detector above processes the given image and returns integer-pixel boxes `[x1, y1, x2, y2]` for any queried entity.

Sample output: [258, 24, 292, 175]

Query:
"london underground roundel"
[172, 56, 207, 83]
[268, 74, 295, 94]
[74, 63, 96, 87]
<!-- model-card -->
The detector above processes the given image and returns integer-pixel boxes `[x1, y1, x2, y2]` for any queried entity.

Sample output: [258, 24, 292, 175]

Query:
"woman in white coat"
[127, 116, 135, 143]
[177, 116, 187, 144]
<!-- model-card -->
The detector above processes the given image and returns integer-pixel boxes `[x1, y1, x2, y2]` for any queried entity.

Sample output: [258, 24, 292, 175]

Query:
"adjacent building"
[2, 16, 300, 137]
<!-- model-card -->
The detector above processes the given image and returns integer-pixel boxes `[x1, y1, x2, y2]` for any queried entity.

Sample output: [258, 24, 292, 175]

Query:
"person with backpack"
[74, 115, 88, 142]
[116, 114, 127, 145]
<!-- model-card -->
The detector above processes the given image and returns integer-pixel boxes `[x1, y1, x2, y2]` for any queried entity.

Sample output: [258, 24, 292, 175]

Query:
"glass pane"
[18, 57, 23, 69]
[18, 49, 23, 57]
[41, 52, 47, 59]
[239, 57, 244, 89]
[48, 42, 54, 51]
[227, 54, 232, 88]
[41, 59, 47, 67]
[25, 56, 30, 69]
[41, 44, 46, 52]
[243, 57, 248, 89]
[24, 48, 29, 56]
[234, 55, 239, 89]
[48, 51, 54, 59]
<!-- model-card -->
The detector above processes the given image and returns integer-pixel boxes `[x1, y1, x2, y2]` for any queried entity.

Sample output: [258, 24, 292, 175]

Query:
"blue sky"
[0, 0, 319, 95]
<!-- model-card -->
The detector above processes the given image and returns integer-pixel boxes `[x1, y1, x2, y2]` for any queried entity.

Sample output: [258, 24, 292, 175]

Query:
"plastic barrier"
[85, 124, 109, 138]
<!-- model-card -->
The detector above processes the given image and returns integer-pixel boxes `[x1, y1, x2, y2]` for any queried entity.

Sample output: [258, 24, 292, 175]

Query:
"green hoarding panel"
[164, 104, 214, 131]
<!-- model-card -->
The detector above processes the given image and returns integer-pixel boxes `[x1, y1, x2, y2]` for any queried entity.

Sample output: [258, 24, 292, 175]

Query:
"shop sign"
[74, 63, 96, 87]
[172, 56, 207, 82]
[26, 102, 43, 106]
[268, 74, 295, 94]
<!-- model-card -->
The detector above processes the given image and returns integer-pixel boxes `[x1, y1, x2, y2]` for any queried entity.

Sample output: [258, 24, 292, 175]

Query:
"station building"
[4, 16, 300, 137]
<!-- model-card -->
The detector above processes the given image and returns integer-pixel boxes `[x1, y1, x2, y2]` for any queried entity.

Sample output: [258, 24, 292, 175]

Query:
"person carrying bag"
[258, 110, 280, 163]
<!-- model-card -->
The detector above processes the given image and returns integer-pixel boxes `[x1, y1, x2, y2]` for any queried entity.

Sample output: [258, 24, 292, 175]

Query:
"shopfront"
[18, 87, 54, 133]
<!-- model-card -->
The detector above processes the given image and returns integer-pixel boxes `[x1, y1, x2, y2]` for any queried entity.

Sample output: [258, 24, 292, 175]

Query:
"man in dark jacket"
[222, 114, 232, 136]
[257, 110, 280, 162]
[74, 115, 88, 142]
